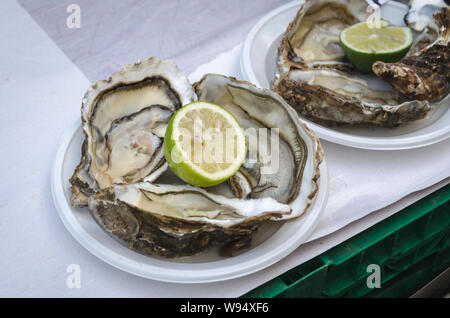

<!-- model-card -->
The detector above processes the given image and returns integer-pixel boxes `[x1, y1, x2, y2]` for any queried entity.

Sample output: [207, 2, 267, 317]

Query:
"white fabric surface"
[17, 0, 289, 82]
[0, 0, 448, 297]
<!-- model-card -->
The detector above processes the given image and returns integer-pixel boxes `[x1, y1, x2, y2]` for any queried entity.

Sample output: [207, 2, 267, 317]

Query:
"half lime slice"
[340, 20, 413, 73]
[164, 101, 246, 187]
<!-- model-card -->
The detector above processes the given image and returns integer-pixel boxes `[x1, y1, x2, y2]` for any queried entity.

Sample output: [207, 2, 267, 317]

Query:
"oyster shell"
[274, 0, 434, 127]
[193, 74, 322, 211]
[70, 57, 197, 207]
[277, 0, 368, 74]
[88, 183, 290, 258]
[88, 73, 323, 257]
[274, 70, 431, 127]
[373, 8, 450, 102]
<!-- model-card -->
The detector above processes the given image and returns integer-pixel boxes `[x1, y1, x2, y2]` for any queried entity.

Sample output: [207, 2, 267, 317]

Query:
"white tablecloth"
[1, 0, 448, 297]
[17, 0, 290, 82]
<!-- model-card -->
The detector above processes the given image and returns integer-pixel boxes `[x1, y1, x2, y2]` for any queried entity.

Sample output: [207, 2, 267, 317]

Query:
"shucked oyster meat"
[277, 0, 368, 74]
[85, 73, 322, 258]
[70, 57, 197, 207]
[273, 0, 445, 127]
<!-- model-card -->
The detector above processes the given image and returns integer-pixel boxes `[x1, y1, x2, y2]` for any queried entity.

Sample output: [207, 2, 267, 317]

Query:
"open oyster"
[193, 74, 321, 211]
[86, 73, 323, 258]
[373, 8, 450, 102]
[70, 57, 197, 207]
[277, 0, 368, 74]
[273, 0, 436, 127]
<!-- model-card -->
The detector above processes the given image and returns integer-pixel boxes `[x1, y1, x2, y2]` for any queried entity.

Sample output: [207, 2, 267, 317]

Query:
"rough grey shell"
[373, 8, 450, 102]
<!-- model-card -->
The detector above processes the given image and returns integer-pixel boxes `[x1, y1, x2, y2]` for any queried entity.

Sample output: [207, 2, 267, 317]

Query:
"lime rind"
[341, 26, 413, 54]
[339, 21, 413, 73]
[171, 102, 246, 178]
[164, 101, 247, 187]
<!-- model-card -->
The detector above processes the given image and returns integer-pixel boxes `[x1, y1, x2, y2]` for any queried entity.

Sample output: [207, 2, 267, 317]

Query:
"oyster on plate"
[274, 0, 437, 127]
[373, 8, 450, 102]
[73, 65, 323, 258]
[70, 57, 197, 207]
[87, 74, 323, 257]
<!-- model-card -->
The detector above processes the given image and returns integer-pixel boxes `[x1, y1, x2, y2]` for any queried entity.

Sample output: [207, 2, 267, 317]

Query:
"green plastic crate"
[243, 184, 450, 298]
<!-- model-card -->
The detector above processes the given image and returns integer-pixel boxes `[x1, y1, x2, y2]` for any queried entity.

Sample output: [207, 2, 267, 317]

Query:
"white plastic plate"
[241, 0, 450, 150]
[51, 120, 328, 283]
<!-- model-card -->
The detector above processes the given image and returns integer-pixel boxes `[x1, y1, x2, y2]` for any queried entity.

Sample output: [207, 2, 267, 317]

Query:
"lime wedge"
[340, 20, 413, 73]
[164, 101, 246, 187]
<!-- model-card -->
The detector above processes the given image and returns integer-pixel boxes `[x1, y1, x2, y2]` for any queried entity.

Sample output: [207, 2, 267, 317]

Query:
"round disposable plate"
[51, 120, 328, 283]
[240, 0, 450, 150]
